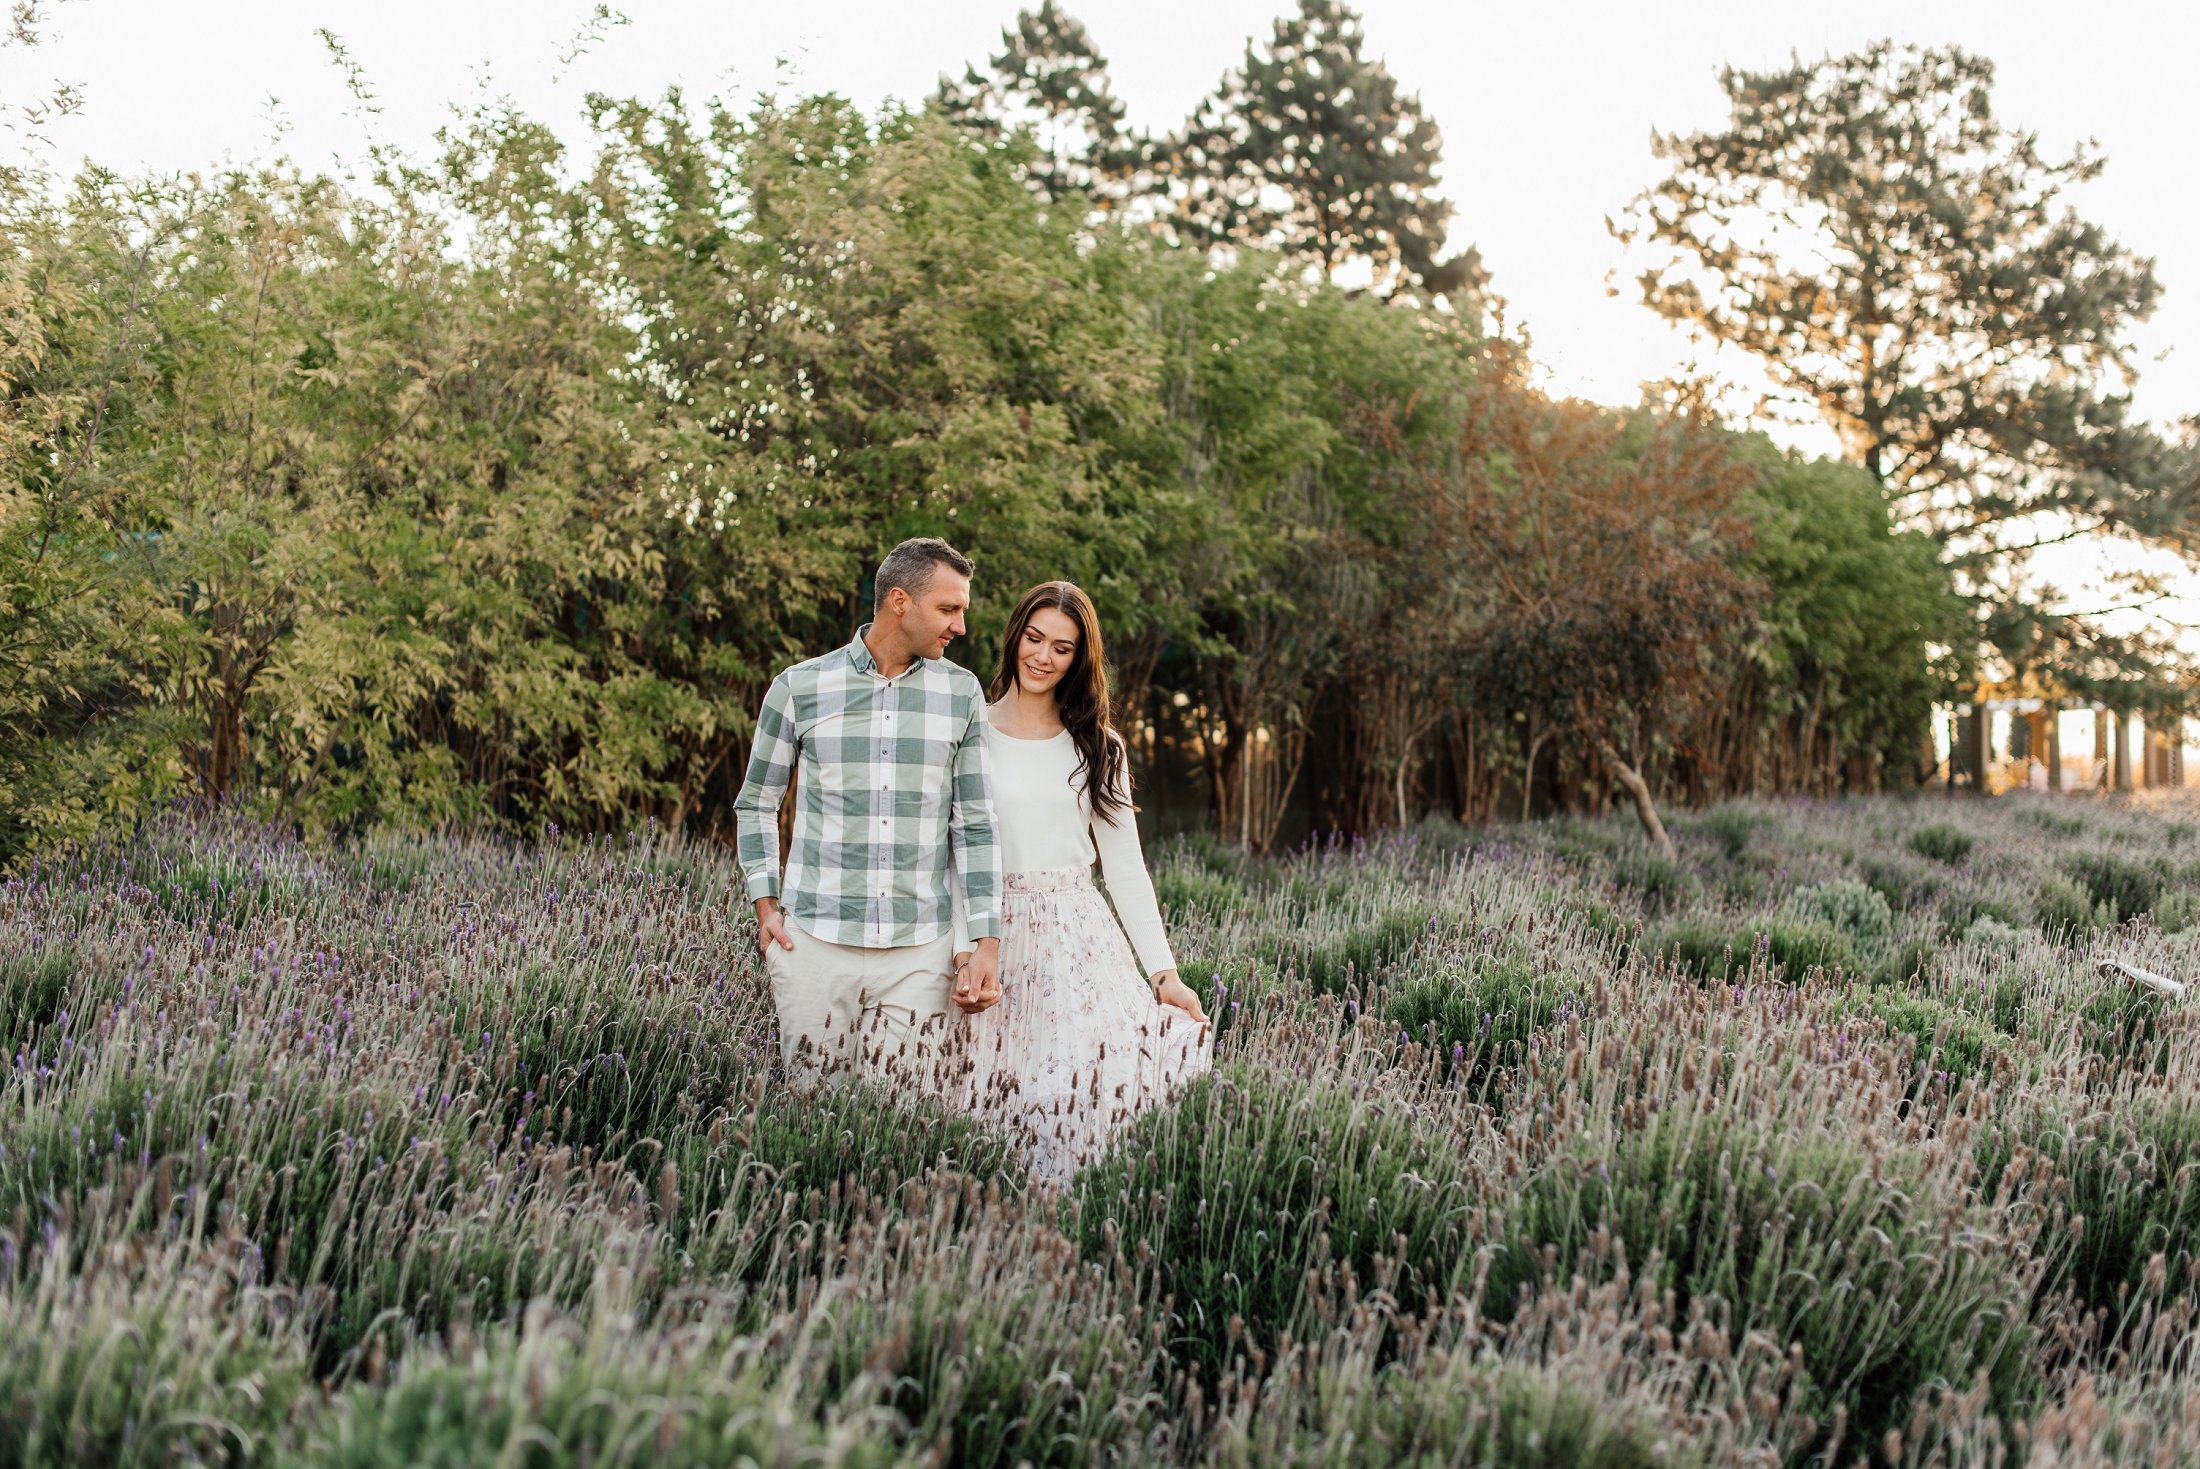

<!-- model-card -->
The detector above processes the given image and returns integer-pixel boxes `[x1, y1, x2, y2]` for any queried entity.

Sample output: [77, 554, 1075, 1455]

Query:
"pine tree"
[1616, 43, 2186, 574]
[1616, 42, 2199, 748]
[1168, 0, 1481, 301]
[932, 2, 1146, 206]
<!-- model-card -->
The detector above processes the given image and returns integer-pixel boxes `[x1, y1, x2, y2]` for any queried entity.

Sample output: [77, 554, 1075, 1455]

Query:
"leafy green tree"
[0, 170, 193, 860]
[258, 112, 663, 835]
[579, 95, 1167, 823]
[1168, 0, 1482, 301]
[1119, 256, 1342, 849]
[1722, 445, 1969, 793]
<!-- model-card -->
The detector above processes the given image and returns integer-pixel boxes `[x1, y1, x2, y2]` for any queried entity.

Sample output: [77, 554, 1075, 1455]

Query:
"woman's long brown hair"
[987, 581, 1131, 824]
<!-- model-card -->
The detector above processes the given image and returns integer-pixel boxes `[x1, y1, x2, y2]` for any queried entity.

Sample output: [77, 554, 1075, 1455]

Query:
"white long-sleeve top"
[954, 710, 1178, 978]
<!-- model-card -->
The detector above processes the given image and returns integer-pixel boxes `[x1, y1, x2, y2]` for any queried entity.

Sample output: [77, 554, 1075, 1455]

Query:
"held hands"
[952, 939, 1002, 1014]
[1150, 968, 1208, 1023]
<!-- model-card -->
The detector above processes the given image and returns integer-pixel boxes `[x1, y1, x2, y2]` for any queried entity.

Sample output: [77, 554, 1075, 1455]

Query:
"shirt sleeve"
[949, 693, 1002, 942]
[732, 672, 797, 902]
[1092, 737, 1177, 978]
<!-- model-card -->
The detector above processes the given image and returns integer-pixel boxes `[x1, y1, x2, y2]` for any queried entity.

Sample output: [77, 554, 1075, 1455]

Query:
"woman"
[954, 581, 1211, 1184]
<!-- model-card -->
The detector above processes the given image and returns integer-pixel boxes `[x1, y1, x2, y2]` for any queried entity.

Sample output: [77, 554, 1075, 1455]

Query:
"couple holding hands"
[732, 537, 1210, 1183]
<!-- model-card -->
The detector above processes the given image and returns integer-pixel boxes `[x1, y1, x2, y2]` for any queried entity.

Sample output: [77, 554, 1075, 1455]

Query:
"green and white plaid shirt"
[733, 626, 1002, 949]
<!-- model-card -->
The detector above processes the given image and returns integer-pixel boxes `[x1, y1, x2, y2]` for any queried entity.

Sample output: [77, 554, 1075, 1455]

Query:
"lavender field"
[3, 793, 2199, 1468]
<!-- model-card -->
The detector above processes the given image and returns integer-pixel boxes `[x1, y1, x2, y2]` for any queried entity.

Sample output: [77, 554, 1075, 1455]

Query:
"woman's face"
[1016, 605, 1081, 699]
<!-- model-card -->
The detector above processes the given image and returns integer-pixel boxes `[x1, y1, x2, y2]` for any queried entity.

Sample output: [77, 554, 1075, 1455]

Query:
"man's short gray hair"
[874, 537, 975, 605]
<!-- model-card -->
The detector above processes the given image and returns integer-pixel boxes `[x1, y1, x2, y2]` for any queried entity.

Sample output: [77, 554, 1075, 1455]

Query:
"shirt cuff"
[962, 911, 1001, 942]
[744, 869, 781, 902]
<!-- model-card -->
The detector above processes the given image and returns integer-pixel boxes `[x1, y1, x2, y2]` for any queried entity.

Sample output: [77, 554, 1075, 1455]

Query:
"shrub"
[1269, 906, 1434, 996]
[1220, 1360, 1698, 1469]
[1497, 1109, 2036, 1458]
[2064, 850, 2169, 922]
[1650, 916, 1857, 983]
[1155, 866, 1246, 920]
[1861, 854, 1942, 911]
[2035, 875, 2109, 935]
[788, 1197, 1159, 1469]
[1542, 817, 1620, 865]
[2075, 986, 2170, 1073]
[1611, 849, 1683, 906]
[1959, 914, 2025, 951]
[744, 1080, 1020, 1194]
[1177, 831, 1262, 885]
[1941, 886, 2023, 937]
[1072, 1061, 1479, 1375]
[1386, 954, 1561, 1097]
[1339, 907, 1436, 983]
[1756, 921, 1860, 979]
[1908, 822, 1977, 864]
[1701, 805, 1760, 860]
[294, 1311, 894, 1469]
[1983, 1100, 2200, 1329]
[1720, 869, 1765, 906]
[0, 1258, 316, 1469]
[0, 944, 76, 1055]
[2155, 890, 2200, 933]
[1648, 916, 1741, 982]
[1566, 896, 1628, 945]
[1843, 988, 2004, 1095]
[1782, 878, 1894, 952]
[2016, 806, 2088, 839]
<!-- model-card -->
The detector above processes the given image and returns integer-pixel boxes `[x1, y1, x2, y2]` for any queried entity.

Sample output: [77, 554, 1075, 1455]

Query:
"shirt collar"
[846, 624, 879, 675]
[846, 623, 920, 682]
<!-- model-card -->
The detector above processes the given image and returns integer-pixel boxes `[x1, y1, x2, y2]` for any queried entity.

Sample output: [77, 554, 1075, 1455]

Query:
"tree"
[1451, 366, 1759, 856]
[1615, 43, 2185, 581]
[932, 2, 1145, 207]
[0, 170, 193, 862]
[1168, 0, 1482, 301]
[1718, 445, 1969, 795]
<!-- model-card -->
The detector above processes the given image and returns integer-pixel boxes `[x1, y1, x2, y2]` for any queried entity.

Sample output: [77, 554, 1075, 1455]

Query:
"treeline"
[4, 4, 2187, 866]
[0, 87, 1962, 865]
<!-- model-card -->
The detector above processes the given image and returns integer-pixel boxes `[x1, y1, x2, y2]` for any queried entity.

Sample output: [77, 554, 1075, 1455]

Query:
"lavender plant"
[2, 791, 2197, 1466]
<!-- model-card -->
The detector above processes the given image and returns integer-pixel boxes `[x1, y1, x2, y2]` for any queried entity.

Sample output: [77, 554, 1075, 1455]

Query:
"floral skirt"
[964, 865, 1212, 1185]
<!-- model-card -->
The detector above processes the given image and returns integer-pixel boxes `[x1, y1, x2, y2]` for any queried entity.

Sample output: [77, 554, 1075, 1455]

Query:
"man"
[732, 536, 1003, 1093]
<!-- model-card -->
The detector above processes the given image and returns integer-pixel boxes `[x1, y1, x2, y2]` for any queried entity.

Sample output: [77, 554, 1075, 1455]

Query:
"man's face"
[895, 568, 970, 660]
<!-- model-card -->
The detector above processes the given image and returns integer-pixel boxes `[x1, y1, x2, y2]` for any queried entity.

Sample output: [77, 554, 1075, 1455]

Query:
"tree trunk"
[1520, 724, 1549, 822]
[1980, 699, 1997, 791]
[1108, 627, 1167, 747]
[1447, 712, 1481, 824]
[207, 685, 248, 798]
[1598, 738, 1675, 859]
[1393, 711, 1441, 828]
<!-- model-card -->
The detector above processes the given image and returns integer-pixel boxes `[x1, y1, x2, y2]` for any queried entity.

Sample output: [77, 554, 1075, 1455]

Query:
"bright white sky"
[6, 0, 2197, 651]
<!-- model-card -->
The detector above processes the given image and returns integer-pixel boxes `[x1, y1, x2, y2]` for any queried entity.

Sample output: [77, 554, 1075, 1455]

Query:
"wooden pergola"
[1950, 678, 2188, 795]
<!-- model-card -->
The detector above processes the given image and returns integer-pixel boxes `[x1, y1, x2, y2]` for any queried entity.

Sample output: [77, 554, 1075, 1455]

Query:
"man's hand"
[1151, 968, 1208, 1023]
[953, 938, 1002, 1014]
[755, 899, 795, 960]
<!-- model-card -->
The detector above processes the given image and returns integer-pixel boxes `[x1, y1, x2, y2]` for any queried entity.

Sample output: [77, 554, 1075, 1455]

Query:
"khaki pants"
[765, 922, 959, 1094]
